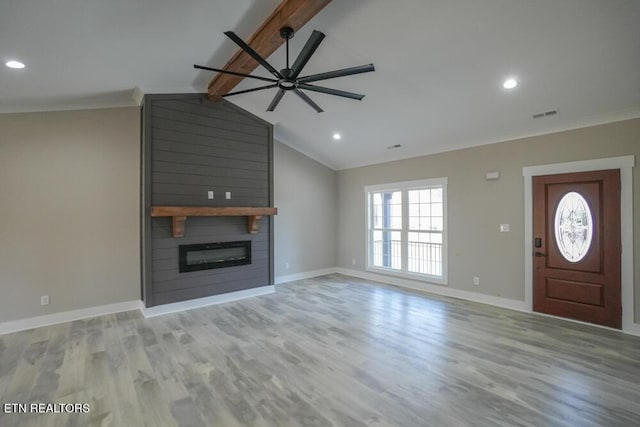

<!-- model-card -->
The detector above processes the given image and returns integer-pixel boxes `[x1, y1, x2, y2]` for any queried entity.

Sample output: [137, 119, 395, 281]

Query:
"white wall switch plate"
[500, 224, 510, 232]
[486, 171, 500, 180]
[225, 192, 231, 199]
[41, 295, 49, 305]
[473, 277, 480, 286]
[207, 190, 214, 199]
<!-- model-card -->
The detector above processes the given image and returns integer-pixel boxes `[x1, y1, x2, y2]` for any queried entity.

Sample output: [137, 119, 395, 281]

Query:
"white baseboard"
[274, 267, 527, 314]
[0, 300, 144, 336]
[275, 268, 339, 284]
[0, 286, 276, 334]
[4, 271, 637, 337]
[625, 322, 640, 337]
[142, 285, 275, 318]
[335, 268, 528, 313]
[335, 268, 640, 337]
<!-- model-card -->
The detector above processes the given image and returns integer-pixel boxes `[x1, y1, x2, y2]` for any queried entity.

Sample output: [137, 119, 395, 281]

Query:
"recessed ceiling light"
[5, 60, 25, 69]
[503, 78, 518, 89]
[333, 133, 341, 140]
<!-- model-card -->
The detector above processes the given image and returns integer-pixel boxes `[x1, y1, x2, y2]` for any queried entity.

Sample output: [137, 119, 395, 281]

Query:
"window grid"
[407, 188, 443, 276]
[366, 179, 447, 284]
[371, 191, 402, 270]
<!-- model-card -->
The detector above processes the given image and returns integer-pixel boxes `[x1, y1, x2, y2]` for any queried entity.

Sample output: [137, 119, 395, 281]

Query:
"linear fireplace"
[179, 241, 251, 273]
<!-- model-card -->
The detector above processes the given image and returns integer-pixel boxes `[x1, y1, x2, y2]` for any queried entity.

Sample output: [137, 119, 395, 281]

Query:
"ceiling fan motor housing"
[278, 67, 296, 90]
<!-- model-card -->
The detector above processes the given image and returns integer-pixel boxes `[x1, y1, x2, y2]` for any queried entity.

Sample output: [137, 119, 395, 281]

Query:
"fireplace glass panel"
[179, 241, 251, 272]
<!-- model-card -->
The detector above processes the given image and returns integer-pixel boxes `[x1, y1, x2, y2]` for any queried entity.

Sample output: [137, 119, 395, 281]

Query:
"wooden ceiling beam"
[207, 0, 332, 99]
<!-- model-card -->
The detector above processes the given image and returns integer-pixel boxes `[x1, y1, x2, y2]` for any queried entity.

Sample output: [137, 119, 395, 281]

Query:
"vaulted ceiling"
[1, 0, 639, 169]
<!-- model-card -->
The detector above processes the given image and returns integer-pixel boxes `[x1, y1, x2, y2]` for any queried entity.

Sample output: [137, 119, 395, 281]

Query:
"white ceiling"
[1, 0, 639, 169]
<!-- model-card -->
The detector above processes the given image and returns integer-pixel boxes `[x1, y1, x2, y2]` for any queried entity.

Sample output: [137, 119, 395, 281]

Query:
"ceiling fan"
[194, 26, 375, 113]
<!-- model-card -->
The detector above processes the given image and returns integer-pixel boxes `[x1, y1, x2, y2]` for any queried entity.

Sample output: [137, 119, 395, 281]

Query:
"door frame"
[522, 155, 636, 333]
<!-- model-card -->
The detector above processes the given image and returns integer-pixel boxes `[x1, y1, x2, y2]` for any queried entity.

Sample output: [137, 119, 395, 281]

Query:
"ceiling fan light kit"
[195, 26, 375, 113]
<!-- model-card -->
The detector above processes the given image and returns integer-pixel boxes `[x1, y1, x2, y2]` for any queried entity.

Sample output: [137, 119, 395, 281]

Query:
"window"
[366, 178, 447, 284]
[554, 191, 593, 262]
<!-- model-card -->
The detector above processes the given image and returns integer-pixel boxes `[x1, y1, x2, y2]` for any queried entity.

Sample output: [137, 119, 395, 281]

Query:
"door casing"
[522, 156, 636, 333]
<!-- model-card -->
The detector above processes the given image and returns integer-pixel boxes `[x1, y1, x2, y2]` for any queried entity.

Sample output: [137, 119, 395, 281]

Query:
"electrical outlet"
[225, 191, 231, 200]
[285, 262, 290, 270]
[473, 277, 480, 286]
[207, 190, 214, 199]
[500, 224, 510, 232]
[41, 295, 49, 306]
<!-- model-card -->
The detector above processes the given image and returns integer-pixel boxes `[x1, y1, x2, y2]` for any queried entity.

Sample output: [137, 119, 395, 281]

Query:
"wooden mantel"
[151, 206, 278, 238]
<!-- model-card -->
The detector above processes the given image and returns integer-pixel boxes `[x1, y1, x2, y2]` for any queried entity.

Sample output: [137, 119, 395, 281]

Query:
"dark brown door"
[533, 170, 621, 328]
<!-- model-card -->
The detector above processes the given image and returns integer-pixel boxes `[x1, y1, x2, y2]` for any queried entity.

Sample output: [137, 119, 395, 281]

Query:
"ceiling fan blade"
[298, 64, 375, 84]
[297, 83, 365, 100]
[266, 89, 286, 112]
[294, 89, 324, 113]
[194, 65, 277, 83]
[222, 84, 278, 97]
[224, 31, 282, 79]
[290, 30, 325, 79]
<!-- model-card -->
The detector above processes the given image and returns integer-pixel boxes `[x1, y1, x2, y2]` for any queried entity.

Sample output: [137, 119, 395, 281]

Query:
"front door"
[532, 170, 621, 328]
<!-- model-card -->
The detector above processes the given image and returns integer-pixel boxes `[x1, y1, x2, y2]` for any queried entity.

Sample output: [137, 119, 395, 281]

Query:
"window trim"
[364, 177, 448, 285]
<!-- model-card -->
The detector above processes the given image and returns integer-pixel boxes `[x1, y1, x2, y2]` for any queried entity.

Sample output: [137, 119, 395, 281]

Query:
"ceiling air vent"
[533, 109, 558, 119]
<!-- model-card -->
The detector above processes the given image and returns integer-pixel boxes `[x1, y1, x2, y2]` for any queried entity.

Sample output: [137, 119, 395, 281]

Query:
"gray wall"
[337, 118, 640, 320]
[273, 142, 337, 278]
[0, 108, 140, 323]
[142, 95, 273, 307]
[1, 104, 635, 326]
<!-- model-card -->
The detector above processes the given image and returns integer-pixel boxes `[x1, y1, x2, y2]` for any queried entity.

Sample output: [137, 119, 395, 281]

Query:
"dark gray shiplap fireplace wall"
[141, 93, 274, 307]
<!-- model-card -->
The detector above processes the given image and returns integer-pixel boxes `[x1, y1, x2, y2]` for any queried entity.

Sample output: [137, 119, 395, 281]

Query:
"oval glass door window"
[554, 191, 593, 262]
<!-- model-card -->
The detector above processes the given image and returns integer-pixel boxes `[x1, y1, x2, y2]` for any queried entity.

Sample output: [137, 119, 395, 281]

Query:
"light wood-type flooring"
[1, 274, 639, 426]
